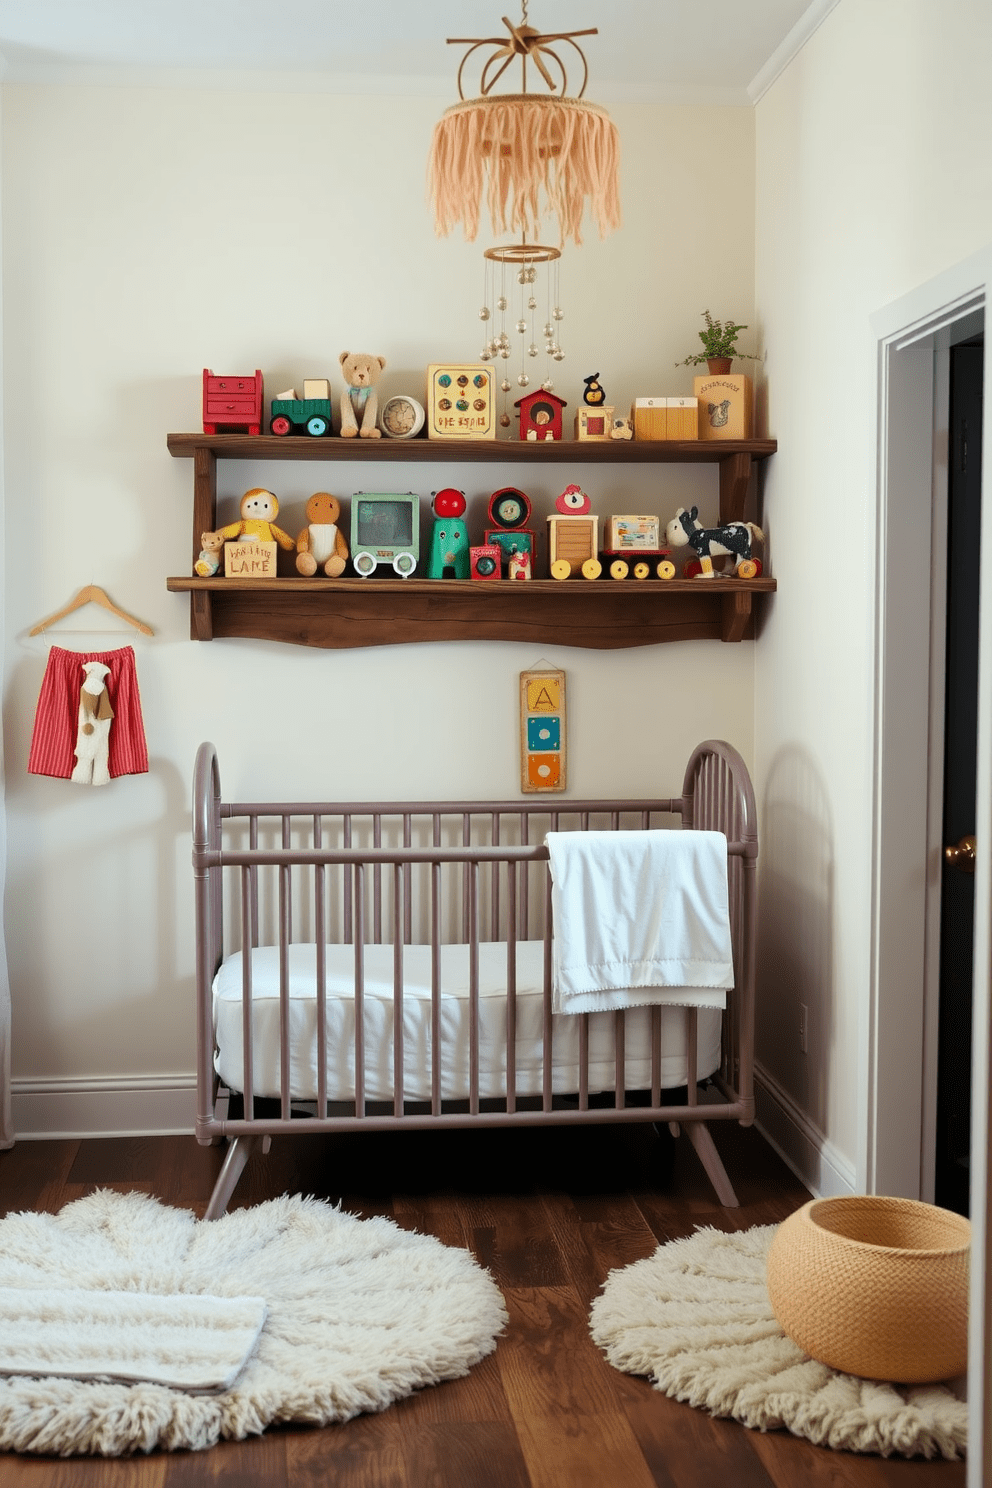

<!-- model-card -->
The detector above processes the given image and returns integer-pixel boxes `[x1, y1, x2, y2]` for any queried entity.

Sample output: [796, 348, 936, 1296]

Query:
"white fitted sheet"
[213, 941, 722, 1102]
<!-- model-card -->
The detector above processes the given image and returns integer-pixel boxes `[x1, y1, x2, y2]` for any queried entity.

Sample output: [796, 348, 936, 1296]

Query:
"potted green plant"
[676, 310, 761, 374]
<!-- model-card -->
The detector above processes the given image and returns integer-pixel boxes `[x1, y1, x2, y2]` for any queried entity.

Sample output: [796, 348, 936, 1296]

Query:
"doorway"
[935, 336, 984, 1215]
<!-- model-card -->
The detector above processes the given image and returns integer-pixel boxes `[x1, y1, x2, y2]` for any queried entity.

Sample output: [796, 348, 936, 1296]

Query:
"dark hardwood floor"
[0, 1119, 966, 1486]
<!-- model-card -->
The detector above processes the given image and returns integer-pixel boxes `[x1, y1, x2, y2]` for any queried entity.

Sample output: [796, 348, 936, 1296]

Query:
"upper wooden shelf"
[167, 432, 777, 465]
[166, 431, 777, 648]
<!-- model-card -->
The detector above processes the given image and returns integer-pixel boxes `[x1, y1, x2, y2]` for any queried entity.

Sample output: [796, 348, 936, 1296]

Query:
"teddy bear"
[194, 530, 225, 576]
[204, 488, 296, 550]
[339, 351, 386, 438]
[296, 492, 349, 577]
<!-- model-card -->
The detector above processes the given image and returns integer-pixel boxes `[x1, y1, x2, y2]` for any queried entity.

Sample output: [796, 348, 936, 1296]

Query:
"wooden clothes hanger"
[29, 585, 154, 637]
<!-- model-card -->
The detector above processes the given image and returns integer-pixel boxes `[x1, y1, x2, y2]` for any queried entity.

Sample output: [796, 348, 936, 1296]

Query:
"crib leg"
[204, 1134, 270, 1221]
[681, 1121, 740, 1208]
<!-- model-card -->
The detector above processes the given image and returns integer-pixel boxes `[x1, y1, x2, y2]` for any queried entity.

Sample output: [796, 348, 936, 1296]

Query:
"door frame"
[868, 244, 992, 1488]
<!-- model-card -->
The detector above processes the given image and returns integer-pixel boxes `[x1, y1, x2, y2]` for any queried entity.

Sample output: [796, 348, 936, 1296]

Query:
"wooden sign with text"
[225, 540, 277, 578]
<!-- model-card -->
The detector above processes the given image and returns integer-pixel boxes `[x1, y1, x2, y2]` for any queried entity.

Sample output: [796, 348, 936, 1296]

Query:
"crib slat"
[578, 1013, 589, 1110]
[651, 1006, 662, 1107]
[686, 1006, 698, 1099]
[542, 865, 553, 1112]
[614, 1010, 625, 1108]
[373, 816, 382, 944]
[469, 860, 480, 1116]
[279, 863, 291, 1122]
[431, 860, 442, 1117]
[314, 816, 327, 1118]
[506, 861, 517, 1113]
[353, 863, 365, 1118]
[249, 817, 259, 949]
[403, 815, 412, 945]
[282, 815, 292, 945]
[491, 813, 500, 941]
[240, 866, 255, 1117]
[393, 864, 404, 1117]
[343, 815, 353, 943]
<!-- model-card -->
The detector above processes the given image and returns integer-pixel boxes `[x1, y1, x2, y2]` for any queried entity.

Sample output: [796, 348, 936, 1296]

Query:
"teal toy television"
[351, 493, 420, 578]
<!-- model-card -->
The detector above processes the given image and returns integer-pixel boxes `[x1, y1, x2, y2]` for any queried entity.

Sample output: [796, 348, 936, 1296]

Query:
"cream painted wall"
[1, 84, 756, 1087]
[754, 0, 992, 1178]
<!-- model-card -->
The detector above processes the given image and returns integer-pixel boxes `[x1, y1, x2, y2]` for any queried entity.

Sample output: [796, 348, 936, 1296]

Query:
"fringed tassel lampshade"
[429, 93, 621, 246]
[427, 9, 621, 248]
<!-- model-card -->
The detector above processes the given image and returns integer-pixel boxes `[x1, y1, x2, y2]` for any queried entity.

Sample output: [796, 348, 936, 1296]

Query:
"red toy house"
[202, 369, 264, 435]
[514, 389, 567, 442]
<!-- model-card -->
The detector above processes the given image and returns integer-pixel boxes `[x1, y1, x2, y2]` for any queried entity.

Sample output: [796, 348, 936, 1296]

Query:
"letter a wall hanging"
[519, 664, 566, 793]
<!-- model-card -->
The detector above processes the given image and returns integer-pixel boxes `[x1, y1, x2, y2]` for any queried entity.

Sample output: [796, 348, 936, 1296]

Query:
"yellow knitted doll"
[211, 488, 295, 549]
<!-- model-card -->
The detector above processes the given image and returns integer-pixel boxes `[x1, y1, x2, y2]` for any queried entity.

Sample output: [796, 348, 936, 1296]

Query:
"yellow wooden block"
[693, 373, 753, 440]
[631, 398, 667, 440]
[302, 379, 331, 400]
[224, 540, 277, 577]
[666, 397, 699, 440]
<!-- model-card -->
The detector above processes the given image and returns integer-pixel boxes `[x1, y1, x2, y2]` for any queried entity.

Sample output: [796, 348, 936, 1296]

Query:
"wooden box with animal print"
[692, 373, 753, 440]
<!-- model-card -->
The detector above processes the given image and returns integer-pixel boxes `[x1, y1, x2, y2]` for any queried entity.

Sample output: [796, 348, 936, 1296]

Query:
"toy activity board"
[519, 665, 566, 794]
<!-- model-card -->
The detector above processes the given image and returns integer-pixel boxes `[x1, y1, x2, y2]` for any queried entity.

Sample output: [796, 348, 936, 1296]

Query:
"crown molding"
[748, 0, 843, 104]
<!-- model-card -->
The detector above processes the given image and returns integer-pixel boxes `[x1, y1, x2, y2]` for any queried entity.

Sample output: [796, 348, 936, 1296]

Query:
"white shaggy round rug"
[0, 1189, 507, 1457]
[589, 1223, 967, 1460]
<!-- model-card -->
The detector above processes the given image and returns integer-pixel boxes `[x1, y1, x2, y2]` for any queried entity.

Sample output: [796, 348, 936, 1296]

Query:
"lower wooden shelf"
[166, 575, 776, 649]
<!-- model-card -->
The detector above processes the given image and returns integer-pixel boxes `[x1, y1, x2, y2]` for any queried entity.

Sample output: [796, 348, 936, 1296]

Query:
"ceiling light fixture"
[427, 3, 620, 247]
[427, 4, 621, 430]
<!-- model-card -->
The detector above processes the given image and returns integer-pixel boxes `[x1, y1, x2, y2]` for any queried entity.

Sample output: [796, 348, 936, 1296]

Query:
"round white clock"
[380, 395, 426, 440]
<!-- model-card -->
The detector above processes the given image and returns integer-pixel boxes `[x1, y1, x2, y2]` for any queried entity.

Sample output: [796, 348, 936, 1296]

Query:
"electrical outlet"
[799, 1003, 809, 1054]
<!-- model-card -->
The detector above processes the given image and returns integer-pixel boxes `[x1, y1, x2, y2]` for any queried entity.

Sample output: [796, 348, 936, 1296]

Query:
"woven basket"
[766, 1196, 970, 1383]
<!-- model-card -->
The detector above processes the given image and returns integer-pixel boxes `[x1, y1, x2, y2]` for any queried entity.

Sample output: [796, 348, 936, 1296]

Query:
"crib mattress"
[213, 940, 722, 1103]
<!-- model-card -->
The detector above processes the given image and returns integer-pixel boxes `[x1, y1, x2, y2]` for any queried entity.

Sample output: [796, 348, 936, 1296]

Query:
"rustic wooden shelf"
[167, 432, 777, 648]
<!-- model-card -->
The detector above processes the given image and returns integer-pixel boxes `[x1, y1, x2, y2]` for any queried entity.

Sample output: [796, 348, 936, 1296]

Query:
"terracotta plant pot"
[766, 1196, 971, 1383]
[706, 358, 733, 374]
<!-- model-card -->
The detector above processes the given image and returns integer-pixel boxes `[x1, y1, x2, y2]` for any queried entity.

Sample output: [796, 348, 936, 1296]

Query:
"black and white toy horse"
[665, 506, 764, 578]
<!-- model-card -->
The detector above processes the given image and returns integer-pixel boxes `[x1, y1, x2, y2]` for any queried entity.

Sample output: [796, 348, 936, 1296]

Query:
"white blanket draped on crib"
[545, 829, 734, 1016]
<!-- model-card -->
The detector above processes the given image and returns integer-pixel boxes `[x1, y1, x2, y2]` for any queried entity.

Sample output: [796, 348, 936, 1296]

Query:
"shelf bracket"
[191, 446, 218, 643]
[721, 588, 752, 643]
[718, 452, 753, 525]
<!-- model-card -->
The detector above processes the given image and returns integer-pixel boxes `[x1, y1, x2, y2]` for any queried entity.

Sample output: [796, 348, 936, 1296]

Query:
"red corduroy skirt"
[28, 645, 149, 780]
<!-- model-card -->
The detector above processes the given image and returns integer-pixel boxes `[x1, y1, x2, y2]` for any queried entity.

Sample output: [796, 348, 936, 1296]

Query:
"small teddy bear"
[339, 351, 386, 438]
[204, 488, 296, 550]
[194, 530, 225, 576]
[296, 492, 349, 577]
[70, 661, 114, 787]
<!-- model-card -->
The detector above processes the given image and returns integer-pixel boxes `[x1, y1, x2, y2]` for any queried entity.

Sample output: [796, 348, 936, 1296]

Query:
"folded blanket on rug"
[0, 1288, 267, 1393]
[545, 828, 734, 1015]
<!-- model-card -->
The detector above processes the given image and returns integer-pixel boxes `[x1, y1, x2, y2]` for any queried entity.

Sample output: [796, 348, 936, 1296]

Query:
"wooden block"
[302, 379, 330, 400]
[575, 405, 614, 440]
[693, 373, 753, 440]
[631, 399, 667, 440]
[224, 540, 277, 577]
[666, 397, 698, 440]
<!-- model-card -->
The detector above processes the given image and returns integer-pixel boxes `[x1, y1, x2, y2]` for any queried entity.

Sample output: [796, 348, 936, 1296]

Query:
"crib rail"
[192, 740, 757, 1218]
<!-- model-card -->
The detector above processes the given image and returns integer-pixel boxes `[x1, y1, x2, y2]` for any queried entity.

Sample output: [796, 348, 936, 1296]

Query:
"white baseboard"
[754, 1061, 857, 1198]
[11, 1075, 196, 1140]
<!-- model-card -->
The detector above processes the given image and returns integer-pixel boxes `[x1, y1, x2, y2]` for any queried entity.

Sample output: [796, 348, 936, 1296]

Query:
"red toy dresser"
[202, 369, 263, 435]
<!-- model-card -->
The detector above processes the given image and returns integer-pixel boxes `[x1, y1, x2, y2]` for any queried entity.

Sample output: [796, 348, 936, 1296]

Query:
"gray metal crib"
[193, 739, 758, 1218]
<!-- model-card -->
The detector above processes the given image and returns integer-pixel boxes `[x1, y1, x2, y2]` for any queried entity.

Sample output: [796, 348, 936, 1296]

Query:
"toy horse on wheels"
[665, 506, 764, 579]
